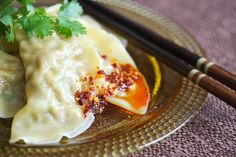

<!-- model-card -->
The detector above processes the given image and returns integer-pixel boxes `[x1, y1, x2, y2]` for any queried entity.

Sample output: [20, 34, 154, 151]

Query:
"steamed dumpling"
[10, 9, 135, 144]
[10, 33, 97, 144]
[10, 5, 149, 144]
[0, 51, 25, 118]
[80, 16, 149, 115]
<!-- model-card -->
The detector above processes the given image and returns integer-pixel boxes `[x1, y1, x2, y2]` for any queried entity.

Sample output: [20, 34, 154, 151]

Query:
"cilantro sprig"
[17, 8, 54, 38]
[55, 0, 86, 38]
[0, 0, 86, 48]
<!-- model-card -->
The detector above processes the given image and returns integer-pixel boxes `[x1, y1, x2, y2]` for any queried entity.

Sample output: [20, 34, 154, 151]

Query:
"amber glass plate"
[0, 0, 207, 156]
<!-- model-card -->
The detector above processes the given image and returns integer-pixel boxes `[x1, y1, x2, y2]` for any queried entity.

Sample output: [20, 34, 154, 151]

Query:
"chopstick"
[80, 0, 236, 92]
[78, 0, 236, 108]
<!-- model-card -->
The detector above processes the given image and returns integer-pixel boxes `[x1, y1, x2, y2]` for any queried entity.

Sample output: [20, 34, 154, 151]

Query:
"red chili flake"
[75, 63, 140, 116]
[111, 63, 118, 68]
[75, 90, 81, 97]
[76, 92, 92, 104]
[105, 64, 139, 93]
[101, 55, 107, 59]
[88, 76, 93, 83]
[83, 77, 87, 81]
[83, 104, 91, 115]
[97, 70, 105, 75]
[89, 86, 95, 92]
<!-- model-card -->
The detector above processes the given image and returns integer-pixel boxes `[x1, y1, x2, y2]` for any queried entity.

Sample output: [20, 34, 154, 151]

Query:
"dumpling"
[10, 5, 150, 144]
[0, 51, 25, 118]
[80, 16, 150, 115]
[10, 32, 98, 144]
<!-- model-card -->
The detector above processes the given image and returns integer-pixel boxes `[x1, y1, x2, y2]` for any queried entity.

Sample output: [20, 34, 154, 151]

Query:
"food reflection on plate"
[0, 3, 161, 144]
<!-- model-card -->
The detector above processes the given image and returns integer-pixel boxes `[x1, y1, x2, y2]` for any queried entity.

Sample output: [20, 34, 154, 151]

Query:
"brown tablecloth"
[130, 0, 236, 156]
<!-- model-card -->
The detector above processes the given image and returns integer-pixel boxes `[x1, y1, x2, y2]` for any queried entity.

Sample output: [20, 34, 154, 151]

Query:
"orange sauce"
[122, 74, 150, 110]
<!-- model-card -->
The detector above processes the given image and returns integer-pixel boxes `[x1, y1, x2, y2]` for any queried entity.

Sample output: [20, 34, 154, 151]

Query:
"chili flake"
[75, 63, 140, 115]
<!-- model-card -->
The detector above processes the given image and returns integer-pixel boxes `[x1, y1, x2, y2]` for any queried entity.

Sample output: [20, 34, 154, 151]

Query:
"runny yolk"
[123, 74, 150, 110]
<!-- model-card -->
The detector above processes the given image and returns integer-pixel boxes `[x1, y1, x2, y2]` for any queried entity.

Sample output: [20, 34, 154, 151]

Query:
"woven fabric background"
[130, 0, 236, 156]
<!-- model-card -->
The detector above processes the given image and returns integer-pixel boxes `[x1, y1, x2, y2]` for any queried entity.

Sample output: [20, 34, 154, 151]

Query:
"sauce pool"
[122, 75, 150, 110]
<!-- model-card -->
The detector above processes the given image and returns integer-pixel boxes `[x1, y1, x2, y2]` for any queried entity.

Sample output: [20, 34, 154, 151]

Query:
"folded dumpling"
[0, 51, 25, 118]
[10, 32, 98, 144]
[10, 5, 150, 144]
[80, 15, 150, 115]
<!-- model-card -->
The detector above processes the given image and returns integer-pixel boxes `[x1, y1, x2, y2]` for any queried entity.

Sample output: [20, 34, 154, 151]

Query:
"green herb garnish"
[55, 0, 86, 38]
[0, 0, 86, 48]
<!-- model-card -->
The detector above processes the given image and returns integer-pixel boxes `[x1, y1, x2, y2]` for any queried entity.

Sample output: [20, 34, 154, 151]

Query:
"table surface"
[130, 0, 236, 156]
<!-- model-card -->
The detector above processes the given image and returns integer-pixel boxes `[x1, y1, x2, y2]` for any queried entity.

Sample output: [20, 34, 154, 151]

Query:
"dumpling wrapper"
[81, 16, 149, 115]
[10, 32, 98, 144]
[10, 5, 149, 144]
[0, 51, 25, 118]
[47, 4, 148, 115]
[10, 5, 147, 144]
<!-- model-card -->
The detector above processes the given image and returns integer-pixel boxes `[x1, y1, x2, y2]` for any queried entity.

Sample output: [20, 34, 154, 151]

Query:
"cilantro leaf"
[55, 0, 86, 38]
[0, 15, 13, 26]
[0, 15, 14, 42]
[0, 0, 14, 8]
[7, 26, 14, 42]
[17, 0, 35, 15]
[59, 0, 83, 19]
[0, 6, 18, 16]
[17, 0, 35, 5]
[0, 0, 86, 43]
[18, 4, 35, 16]
[0, 4, 17, 42]
[55, 18, 86, 38]
[18, 8, 54, 38]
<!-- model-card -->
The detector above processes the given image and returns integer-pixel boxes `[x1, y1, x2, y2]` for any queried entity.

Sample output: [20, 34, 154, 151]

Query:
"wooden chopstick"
[79, 0, 236, 92]
[78, 0, 236, 108]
